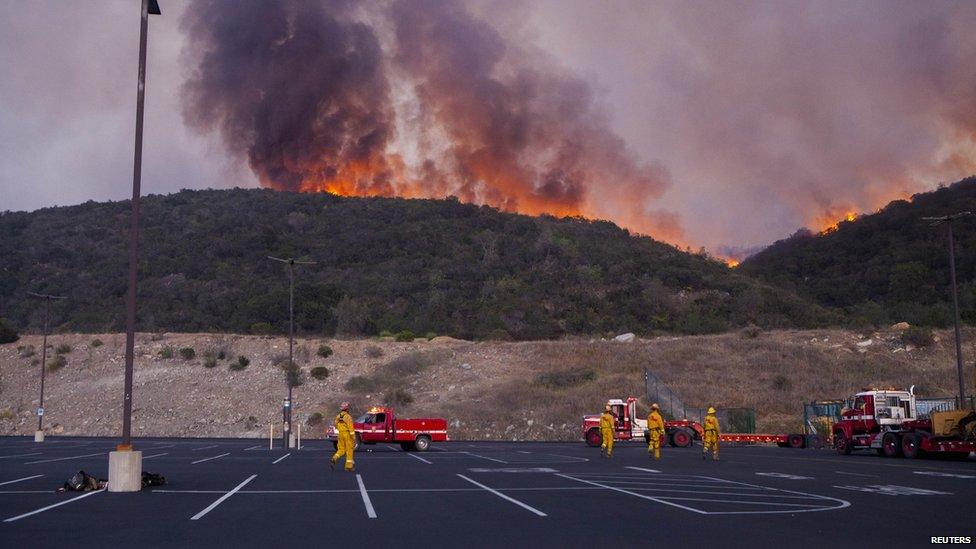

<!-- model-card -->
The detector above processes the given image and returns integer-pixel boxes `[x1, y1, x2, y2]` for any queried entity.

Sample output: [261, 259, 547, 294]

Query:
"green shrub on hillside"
[0, 319, 19, 345]
[902, 326, 934, 348]
[55, 344, 71, 354]
[310, 366, 329, 380]
[316, 345, 333, 358]
[159, 346, 174, 359]
[179, 347, 196, 360]
[394, 330, 415, 342]
[231, 356, 250, 371]
[48, 355, 67, 371]
[250, 322, 274, 335]
[90, 339, 104, 348]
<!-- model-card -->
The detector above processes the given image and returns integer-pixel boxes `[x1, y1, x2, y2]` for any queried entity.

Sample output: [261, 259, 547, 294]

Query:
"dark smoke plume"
[180, 0, 682, 241]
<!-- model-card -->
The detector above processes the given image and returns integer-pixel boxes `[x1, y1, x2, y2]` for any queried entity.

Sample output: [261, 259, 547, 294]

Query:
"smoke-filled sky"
[2, 0, 975, 254]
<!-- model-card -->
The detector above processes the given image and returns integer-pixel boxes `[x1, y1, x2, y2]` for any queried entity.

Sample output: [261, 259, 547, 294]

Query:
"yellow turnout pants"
[600, 428, 614, 457]
[332, 432, 355, 470]
[647, 429, 664, 460]
[703, 431, 719, 460]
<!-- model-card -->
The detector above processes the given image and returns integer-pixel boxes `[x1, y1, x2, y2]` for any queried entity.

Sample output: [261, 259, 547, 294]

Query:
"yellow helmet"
[707, 407, 716, 414]
[651, 403, 660, 410]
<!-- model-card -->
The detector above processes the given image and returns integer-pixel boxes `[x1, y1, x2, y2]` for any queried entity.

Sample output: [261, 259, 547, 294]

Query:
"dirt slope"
[0, 328, 968, 440]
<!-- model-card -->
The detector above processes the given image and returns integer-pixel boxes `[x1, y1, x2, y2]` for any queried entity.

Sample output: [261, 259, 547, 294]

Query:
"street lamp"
[26, 292, 66, 443]
[108, 0, 161, 493]
[268, 256, 316, 448]
[922, 212, 972, 406]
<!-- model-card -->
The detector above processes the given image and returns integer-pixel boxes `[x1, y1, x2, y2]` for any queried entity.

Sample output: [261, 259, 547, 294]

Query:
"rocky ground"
[0, 327, 968, 440]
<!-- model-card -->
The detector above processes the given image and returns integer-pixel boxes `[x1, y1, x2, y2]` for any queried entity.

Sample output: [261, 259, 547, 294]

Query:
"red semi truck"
[327, 406, 448, 452]
[582, 397, 812, 449]
[833, 387, 975, 459]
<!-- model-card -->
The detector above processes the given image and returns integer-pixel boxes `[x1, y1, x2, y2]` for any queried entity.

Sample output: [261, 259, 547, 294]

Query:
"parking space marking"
[0, 475, 44, 487]
[4, 489, 104, 523]
[456, 474, 547, 517]
[356, 475, 377, 519]
[150, 444, 175, 449]
[755, 472, 813, 480]
[407, 453, 432, 464]
[24, 452, 105, 465]
[913, 471, 975, 479]
[560, 473, 851, 515]
[144, 453, 168, 460]
[557, 474, 707, 515]
[0, 453, 42, 459]
[192, 452, 230, 465]
[273, 453, 290, 465]
[463, 451, 507, 464]
[244, 445, 262, 451]
[385, 445, 401, 452]
[190, 475, 257, 520]
[833, 484, 952, 496]
[192, 445, 219, 451]
[835, 471, 875, 478]
[626, 467, 660, 473]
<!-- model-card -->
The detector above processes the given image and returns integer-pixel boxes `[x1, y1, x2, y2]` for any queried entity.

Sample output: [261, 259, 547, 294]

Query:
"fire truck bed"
[0, 436, 973, 547]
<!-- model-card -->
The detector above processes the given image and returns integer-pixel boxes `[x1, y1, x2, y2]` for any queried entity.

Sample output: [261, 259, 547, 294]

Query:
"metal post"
[38, 301, 48, 432]
[947, 222, 967, 403]
[287, 261, 294, 444]
[119, 0, 154, 452]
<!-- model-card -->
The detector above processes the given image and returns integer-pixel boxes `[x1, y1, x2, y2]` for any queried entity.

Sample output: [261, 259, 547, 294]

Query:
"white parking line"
[385, 444, 401, 452]
[151, 444, 175, 449]
[0, 453, 42, 459]
[273, 453, 290, 465]
[192, 445, 219, 451]
[0, 475, 43, 487]
[24, 452, 105, 465]
[557, 474, 708, 514]
[407, 453, 432, 464]
[4, 489, 104, 523]
[190, 475, 257, 520]
[244, 445, 262, 451]
[356, 475, 377, 518]
[192, 452, 230, 465]
[143, 453, 168, 460]
[626, 467, 661, 473]
[835, 471, 875, 478]
[457, 474, 547, 517]
[463, 451, 507, 464]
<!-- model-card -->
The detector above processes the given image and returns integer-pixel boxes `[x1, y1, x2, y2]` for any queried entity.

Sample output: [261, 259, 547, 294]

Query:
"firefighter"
[702, 407, 720, 461]
[599, 405, 617, 458]
[331, 402, 356, 472]
[646, 403, 665, 460]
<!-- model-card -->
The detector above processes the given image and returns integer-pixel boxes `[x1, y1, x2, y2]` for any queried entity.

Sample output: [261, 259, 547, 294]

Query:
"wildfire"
[725, 259, 740, 268]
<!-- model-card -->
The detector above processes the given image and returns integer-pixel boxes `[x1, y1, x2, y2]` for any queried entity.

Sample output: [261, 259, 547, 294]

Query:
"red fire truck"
[327, 406, 448, 452]
[833, 387, 975, 459]
[582, 397, 813, 449]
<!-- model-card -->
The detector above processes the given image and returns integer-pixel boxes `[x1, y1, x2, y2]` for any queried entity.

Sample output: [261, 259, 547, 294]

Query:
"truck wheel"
[354, 433, 362, 452]
[882, 433, 902, 458]
[414, 435, 431, 452]
[834, 433, 851, 455]
[806, 435, 823, 449]
[671, 428, 693, 448]
[787, 434, 805, 449]
[585, 428, 602, 447]
[901, 433, 923, 459]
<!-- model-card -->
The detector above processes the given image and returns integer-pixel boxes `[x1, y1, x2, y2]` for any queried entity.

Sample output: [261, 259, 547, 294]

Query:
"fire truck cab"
[581, 397, 697, 448]
[834, 387, 976, 458]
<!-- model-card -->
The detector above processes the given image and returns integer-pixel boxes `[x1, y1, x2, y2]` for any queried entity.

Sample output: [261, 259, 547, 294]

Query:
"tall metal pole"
[27, 292, 65, 437]
[38, 301, 49, 432]
[947, 222, 967, 404]
[287, 260, 294, 445]
[924, 212, 971, 406]
[120, 0, 153, 451]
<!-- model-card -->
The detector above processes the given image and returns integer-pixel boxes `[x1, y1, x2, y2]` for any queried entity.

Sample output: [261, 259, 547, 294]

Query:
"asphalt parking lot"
[0, 437, 973, 548]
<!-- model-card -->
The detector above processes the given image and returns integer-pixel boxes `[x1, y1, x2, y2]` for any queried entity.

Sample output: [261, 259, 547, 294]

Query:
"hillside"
[741, 177, 976, 327]
[0, 189, 834, 339]
[0, 328, 965, 439]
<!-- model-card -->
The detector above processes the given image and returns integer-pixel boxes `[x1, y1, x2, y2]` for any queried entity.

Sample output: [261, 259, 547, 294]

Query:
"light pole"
[268, 256, 316, 448]
[923, 212, 972, 405]
[26, 292, 66, 443]
[109, 0, 161, 493]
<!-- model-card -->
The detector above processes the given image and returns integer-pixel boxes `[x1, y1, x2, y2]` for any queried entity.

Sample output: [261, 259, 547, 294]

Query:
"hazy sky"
[2, 0, 974, 254]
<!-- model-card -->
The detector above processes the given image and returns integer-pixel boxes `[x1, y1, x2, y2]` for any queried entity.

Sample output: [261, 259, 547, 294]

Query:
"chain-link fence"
[684, 407, 757, 433]
[643, 369, 689, 420]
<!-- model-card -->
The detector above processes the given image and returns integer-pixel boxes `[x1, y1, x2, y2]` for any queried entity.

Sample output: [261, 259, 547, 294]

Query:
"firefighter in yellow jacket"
[600, 405, 617, 458]
[646, 403, 665, 460]
[331, 402, 356, 472]
[702, 407, 720, 461]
